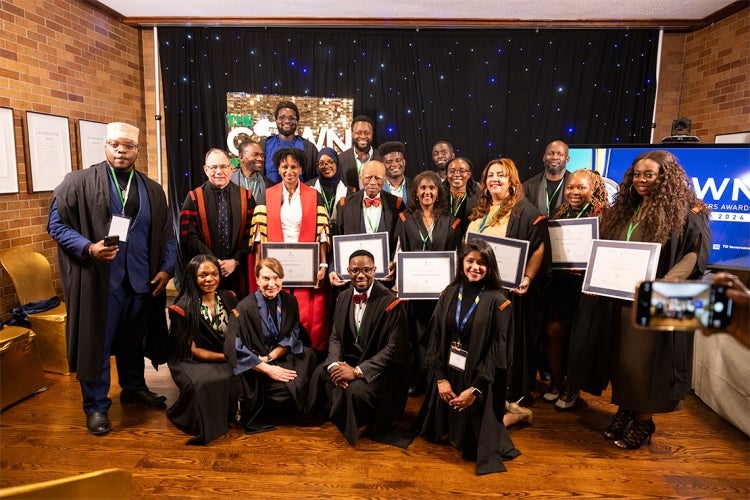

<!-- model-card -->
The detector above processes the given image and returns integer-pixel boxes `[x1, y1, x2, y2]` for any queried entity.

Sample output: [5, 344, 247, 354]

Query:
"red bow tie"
[363, 197, 381, 208]
[352, 293, 367, 304]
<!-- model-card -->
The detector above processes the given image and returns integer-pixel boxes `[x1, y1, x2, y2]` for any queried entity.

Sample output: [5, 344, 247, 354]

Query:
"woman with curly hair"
[542, 170, 609, 406]
[394, 170, 462, 393]
[466, 158, 551, 408]
[593, 151, 710, 449]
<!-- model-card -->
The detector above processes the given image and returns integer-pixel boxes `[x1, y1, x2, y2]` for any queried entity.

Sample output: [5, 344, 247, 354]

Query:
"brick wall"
[681, 8, 749, 141]
[1, 2, 748, 321]
[0, 0, 152, 320]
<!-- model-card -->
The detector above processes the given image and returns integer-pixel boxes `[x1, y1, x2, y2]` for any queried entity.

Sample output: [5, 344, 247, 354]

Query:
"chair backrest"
[0, 468, 131, 499]
[0, 249, 57, 305]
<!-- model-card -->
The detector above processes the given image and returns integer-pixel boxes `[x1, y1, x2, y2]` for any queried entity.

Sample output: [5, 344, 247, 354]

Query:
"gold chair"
[0, 326, 47, 410]
[0, 468, 131, 499]
[0, 249, 70, 374]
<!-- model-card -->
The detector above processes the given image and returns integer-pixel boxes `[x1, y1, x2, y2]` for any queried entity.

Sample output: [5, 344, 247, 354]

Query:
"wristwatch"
[353, 366, 364, 379]
[266, 354, 274, 364]
[471, 387, 482, 397]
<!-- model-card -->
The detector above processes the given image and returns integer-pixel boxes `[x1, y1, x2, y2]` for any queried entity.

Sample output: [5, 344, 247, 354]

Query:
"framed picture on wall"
[714, 131, 750, 143]
[23, 111, 72, 193]
[0, 107, 18, 194]
[77, 119, 107, 169]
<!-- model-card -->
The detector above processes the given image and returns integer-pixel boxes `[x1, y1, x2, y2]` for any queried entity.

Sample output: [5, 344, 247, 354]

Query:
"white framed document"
[332, 232, 390, 280]
[582, 240, 661, 300]
[0, 107, 18, 194]
[77, 119, 107, 169]
[23, 111, 72, 193]
[548, 217, 599, 270]
[397, 251, 455, 299]
[466, 231, 529, 290]
[260, 242, 319, 287]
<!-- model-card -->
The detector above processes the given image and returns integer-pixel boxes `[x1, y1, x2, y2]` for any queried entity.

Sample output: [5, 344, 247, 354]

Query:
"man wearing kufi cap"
[48, 121, 177, 435]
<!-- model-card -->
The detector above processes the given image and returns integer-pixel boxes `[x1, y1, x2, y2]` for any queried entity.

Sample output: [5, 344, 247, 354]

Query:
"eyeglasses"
[318, 160, 336, 168]
[277, 115, 298, 122]
[447, 169, 470, 175]
[206, 164, 233, 172]
[347, 267, 375, 275]
[107, 141, 138, 151]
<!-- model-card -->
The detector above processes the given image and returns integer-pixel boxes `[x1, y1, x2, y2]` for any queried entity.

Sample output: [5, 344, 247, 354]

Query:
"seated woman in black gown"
[414, 238, 521, 475]
[167, 254, 239, 445]
[224, 257, 316, 431]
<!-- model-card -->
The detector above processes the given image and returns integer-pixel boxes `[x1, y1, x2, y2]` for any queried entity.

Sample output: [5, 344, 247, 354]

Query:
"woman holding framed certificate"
[394, 170, 462, 393]
[466, 158, 551, 406]
[251, 148, 331, 357]
[598, 151, 710, 449]
[414, 239, 521, 474]
[543, 170, 608, 407]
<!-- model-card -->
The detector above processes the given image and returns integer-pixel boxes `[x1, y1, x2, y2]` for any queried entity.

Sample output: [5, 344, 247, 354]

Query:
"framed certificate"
[582, 240, 661, 300]
[260, 242, 319, 287]
[23, 111, 72, 192]
[0, 107, 18, 194]
[548, 217, 599, 269]
[397, 251, 455, 299]
[466, 232, 529, 289]
[77, 119, 107, 169]
[332, 232, 390, 280]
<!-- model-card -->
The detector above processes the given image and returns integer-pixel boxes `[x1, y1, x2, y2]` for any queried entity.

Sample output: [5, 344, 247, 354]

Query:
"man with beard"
[431, 141, 455, 182]
[260, 101, 319, 183]
[231, 139, 273, 204]
[47, 122, 176, 435]
[522, 140, 571, 217]
[340, 115, 380, 191]
[306, 249, 410, 445]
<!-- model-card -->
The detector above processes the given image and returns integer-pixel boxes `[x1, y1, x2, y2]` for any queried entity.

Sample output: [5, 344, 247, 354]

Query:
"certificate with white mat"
[582, 240, 661, 300]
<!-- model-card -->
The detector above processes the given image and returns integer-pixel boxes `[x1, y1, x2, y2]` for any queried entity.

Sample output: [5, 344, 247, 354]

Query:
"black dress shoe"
[120, 389, 167, 406]
[86, 412, 111, 435]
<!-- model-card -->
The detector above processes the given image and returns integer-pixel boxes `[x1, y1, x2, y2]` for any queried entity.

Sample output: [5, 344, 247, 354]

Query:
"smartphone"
[634, 280, 732, 330]
[103, 235, 119, 247]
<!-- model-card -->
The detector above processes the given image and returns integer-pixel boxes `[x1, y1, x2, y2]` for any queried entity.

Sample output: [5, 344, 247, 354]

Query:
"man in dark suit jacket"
[340, 115, 380, 191]
[180, 148, 256, 298]
[522, 140, 571, 217]
[329, 160, 404, 287]
[306, 249, 410, 445]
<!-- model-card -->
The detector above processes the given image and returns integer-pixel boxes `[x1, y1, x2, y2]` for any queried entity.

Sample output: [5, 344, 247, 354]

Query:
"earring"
[509, 186, 516, 196]
[629, 184, 639, 199]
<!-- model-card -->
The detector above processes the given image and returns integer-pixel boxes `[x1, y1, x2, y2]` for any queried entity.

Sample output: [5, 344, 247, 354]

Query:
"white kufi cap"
[106, 122, 139, 144]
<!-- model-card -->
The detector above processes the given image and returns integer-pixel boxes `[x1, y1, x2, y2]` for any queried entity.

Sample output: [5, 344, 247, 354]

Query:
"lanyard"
[418, 220, 435, 250]
[319, 184, 335, 218]
[567, 202, 591, 219]
[243, 173, 259, 195]
[544, 177, 563, 215]
[455, 284, 482, 333]
[449, 193, 466, 217]
[364, 207, 380, 233]
[626, 203, 642, 241]
[478, 205, 502, 233]
[109, 167, 134, 215]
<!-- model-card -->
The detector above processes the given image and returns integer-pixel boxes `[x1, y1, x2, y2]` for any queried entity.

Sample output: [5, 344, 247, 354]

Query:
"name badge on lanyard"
[109, 214, 131, 242]
[448, 340, 468, 372]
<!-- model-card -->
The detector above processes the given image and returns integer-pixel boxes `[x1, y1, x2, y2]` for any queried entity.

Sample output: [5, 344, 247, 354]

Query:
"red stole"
[265, 183, 318, 242]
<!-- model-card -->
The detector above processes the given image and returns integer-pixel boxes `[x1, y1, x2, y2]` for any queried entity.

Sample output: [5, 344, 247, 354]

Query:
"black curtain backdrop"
[158, 27, 658, 212]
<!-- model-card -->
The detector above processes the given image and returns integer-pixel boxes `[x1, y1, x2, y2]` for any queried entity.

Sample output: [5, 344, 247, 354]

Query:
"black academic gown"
[166, 290, 239, 445]
[503, 199, 552, 402]
[414, 283, 521, 474]
[306, 281, 411, 445]
[49, 161, 174, 381]
[224, 291, 316, 427]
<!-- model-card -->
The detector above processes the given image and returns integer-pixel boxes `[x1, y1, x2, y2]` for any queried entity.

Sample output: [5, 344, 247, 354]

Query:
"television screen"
[567, 144, 750, 271]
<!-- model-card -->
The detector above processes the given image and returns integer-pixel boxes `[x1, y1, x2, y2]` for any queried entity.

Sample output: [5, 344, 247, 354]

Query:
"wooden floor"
[1, 364, 748, 499]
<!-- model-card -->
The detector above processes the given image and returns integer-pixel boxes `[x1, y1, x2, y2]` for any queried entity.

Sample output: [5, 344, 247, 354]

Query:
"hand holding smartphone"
[634, 280, 733, 330]
[103, 235, 119, 247]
